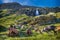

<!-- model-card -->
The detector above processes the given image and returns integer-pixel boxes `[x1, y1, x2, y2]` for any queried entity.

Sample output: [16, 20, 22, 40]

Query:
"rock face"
[0, 2, 60, 16]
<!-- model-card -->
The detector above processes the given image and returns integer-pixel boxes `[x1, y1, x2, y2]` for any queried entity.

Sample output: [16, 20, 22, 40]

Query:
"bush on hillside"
[0, 25, 7, 32]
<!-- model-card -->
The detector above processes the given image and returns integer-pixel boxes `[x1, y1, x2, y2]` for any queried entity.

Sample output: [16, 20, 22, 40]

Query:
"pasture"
[0, 23, 60, 40]
[0, 12, 60, 40]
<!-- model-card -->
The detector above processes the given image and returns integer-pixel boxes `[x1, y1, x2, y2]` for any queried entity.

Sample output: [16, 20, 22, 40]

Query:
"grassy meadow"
[0, 10, 60, 40]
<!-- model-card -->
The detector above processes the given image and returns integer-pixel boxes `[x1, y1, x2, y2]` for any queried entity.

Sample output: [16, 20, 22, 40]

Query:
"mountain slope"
[0, 2, 22, 9]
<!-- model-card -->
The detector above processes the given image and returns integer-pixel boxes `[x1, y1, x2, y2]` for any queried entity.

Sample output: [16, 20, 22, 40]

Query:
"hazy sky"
[0, 0, 60, 7]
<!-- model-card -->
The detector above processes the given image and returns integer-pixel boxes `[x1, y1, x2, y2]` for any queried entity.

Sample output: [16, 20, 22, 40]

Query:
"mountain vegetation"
[0, 2, 60, 40]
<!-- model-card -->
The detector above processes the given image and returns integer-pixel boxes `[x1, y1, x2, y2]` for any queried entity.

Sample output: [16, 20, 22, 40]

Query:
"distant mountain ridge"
[0, 2, 60, 16]
[0, 2, 22, 9]
[0, 2, 60, 9]
[0, 2, 40, 9]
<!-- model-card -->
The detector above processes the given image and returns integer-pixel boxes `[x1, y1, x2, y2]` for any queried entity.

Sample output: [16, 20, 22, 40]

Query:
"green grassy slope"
[0, 12, 60, 40]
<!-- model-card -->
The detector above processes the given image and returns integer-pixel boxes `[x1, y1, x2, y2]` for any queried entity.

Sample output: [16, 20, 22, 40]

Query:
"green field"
[0, 23, 60, 40]
[0, 12, 60, 40]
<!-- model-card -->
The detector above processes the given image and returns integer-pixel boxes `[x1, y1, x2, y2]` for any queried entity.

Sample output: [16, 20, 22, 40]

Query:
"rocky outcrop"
[0, 2, 60, 16]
